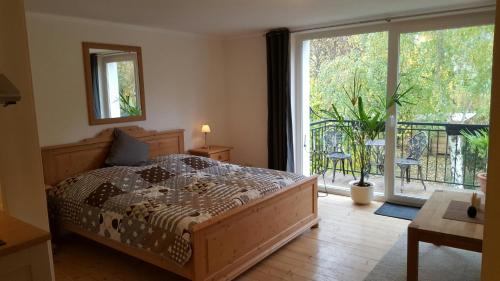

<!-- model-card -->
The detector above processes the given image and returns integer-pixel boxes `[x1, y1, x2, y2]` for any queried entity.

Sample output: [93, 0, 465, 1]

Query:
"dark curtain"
[90, 54, 101, 118]
[266, 28, 294, 172]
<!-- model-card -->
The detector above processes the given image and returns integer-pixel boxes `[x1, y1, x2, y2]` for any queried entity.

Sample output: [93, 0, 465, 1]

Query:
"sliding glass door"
[295, 11, 494, 205]
[390, 24, 494, 203]
[302, 30, 388, 196]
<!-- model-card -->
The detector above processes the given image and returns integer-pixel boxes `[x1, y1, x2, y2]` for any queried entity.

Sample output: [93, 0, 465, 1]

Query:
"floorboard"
[52, 195, 409, 281]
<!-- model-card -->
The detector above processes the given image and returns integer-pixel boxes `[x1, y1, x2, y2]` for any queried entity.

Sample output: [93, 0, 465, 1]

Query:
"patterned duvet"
[48, 154, 305, 266]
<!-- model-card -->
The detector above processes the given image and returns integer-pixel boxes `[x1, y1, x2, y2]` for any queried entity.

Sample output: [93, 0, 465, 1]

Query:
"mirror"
[82, 42, 146, 125]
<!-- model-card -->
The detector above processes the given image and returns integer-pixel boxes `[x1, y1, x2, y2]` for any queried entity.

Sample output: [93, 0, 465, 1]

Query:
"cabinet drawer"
[210, 151, 230, 162]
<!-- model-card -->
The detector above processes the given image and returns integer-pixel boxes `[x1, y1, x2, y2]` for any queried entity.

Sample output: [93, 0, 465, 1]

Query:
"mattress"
[47, 154, 304, 266]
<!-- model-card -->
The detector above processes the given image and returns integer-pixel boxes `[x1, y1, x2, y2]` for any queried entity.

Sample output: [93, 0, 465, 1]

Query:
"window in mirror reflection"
[90, 49, 142, 119]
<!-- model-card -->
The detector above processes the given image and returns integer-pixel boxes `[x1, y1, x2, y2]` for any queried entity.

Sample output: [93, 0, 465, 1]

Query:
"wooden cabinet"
[0, 212, 53, 281]
[188, 146, 232, 162]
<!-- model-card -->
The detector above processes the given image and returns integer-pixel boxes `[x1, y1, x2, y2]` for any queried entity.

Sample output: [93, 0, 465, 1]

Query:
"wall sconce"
[0, 74, 21, 107]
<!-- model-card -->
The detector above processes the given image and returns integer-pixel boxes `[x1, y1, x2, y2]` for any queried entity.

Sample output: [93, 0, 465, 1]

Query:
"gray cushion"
[105, 129, 149, 166]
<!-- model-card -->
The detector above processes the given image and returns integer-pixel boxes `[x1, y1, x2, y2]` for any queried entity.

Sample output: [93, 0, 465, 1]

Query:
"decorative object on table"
[395, 131, 428, 192]
[322, 72, 413, 204]
[467, 205, 477, 218]
[201, 124, 211, 149]
[470, 192, 482, 210]
[442, 199, 484, 224]
[0, 74, 21, 107]
[461, 129, 489, 193]
[467, 193, 481, 218]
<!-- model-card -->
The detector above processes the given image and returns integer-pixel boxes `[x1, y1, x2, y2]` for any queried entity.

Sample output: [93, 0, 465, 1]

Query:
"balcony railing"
[309, 119, 488, 189]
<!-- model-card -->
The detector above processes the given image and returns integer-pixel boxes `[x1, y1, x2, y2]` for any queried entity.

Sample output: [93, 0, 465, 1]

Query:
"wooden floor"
[53, 195, 409, 281]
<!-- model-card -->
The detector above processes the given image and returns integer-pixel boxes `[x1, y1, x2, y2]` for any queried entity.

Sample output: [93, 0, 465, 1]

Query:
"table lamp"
[201, 124, 211, 149]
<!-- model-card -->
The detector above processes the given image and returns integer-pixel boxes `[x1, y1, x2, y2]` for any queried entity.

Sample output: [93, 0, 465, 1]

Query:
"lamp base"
[204, 133, 210, 150]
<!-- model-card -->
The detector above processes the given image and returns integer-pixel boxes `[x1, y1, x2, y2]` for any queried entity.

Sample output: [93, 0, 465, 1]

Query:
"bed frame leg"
[311, 222, 319, 229]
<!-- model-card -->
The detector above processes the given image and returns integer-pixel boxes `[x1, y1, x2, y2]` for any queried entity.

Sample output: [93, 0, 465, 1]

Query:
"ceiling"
[25, 0, 494, 37]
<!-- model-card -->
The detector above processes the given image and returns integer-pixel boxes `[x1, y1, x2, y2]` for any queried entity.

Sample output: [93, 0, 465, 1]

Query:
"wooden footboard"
[59, 176, 318, 281]
[191, 176, 318, 281]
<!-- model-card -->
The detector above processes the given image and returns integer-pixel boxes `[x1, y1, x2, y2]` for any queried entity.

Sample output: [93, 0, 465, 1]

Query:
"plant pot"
[349, 180, 374, 205]
[477, 172, 487, 193]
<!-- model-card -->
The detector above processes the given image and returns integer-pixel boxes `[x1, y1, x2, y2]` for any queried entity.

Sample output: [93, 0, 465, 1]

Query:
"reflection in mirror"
[90, 49, 140, 118]
[83, 42, 146, 125]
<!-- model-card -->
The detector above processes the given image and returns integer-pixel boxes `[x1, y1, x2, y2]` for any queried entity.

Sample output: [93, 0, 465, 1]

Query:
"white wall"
[224, 35, 268, 167]
[27, 13, 229, 150]
[27, 13, 270, 168]
[0, 2, 49, 232]
[0, 0, 54, 279]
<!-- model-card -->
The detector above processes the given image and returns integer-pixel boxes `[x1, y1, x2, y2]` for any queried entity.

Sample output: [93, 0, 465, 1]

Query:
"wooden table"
[0, 211, 53, 280]
[407, 190, 483, 281]
[0, 212, 51, 257]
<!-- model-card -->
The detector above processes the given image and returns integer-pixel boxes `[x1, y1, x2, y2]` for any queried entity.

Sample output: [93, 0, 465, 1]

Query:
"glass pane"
[89, 47, 142, 120]
[105, 60, 140, 118]
[307, 31, 388, 194]
[116, 60, 141, 117]
[396, 25, 493, 199]
[105, 62, 121, 118]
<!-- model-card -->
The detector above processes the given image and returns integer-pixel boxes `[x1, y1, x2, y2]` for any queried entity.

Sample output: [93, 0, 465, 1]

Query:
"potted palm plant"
[462, 129, 489, 193]
[323, 74, 412, 204]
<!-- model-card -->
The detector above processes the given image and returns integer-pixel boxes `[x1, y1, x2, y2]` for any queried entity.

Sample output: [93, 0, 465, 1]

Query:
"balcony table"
[365, 139, 385, 146]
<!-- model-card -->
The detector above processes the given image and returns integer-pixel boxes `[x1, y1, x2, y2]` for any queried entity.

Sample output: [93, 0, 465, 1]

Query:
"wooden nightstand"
[188, 146, 232, 162]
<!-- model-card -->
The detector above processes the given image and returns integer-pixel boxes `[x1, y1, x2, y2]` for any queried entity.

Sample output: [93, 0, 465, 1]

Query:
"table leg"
[407, 227, 419, 281]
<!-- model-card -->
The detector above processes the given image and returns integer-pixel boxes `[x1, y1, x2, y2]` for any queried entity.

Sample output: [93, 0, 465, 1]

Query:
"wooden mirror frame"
[82, 42, 147, 125]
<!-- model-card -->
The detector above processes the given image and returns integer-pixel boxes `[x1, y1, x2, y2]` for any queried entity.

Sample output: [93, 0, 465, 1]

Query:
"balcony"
[309, 119, 488, 199]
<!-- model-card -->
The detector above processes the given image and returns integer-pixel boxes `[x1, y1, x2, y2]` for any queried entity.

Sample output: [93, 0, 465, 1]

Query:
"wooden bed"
[41, 126, 319, 281]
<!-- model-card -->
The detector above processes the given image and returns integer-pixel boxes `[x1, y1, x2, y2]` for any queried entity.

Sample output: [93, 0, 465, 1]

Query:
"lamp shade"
[201, 124, 211, 133]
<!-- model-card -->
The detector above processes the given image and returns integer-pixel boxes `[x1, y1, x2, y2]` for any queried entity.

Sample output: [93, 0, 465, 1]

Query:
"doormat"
[375, 202, 420, 220]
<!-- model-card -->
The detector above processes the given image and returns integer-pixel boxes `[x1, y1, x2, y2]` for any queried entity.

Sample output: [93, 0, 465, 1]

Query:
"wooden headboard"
[41, 126, 184, 185]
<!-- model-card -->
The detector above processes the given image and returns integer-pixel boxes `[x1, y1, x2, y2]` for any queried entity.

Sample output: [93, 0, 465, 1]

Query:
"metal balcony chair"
[323, 129, 356, 183]
[396, 131, 428, 192]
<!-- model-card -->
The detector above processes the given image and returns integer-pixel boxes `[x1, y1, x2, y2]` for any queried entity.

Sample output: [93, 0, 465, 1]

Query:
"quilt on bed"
[47, 154, 305, 266]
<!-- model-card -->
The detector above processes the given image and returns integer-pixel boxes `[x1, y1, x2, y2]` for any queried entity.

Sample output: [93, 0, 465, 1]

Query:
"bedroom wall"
[0, 0, 54, 279]
[26, 13, 229, 150]
[0, 1, 50, 231]
[224, 35, 268, 168]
